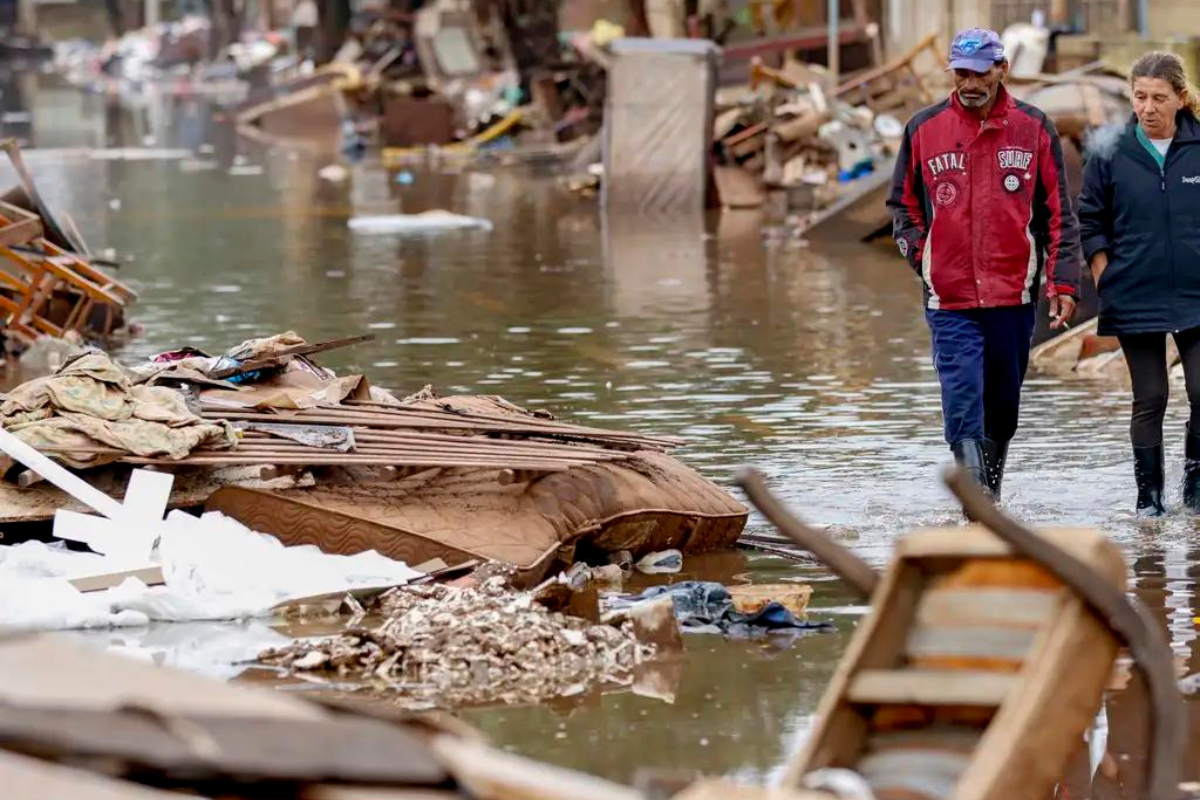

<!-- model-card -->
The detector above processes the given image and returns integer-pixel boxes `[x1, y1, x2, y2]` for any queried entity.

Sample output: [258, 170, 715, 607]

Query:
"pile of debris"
[0, 329, 746, 587]
[238, 1, 603, 160]
[709, 32, 946, 216]
[52, 16, 282, 91]
[260, 576, 656, 708]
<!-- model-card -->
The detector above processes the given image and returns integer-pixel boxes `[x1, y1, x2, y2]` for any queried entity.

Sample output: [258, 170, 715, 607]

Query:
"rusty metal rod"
[943, 466, 1185, 800]
[735, 467, 879, 597]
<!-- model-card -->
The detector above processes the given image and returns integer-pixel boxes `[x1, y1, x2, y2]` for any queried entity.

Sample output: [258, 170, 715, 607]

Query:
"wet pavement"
[9, 72, 1199, 791]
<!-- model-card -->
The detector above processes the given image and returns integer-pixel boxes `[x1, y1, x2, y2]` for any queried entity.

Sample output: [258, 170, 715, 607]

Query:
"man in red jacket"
[887, 28, 1082, 500]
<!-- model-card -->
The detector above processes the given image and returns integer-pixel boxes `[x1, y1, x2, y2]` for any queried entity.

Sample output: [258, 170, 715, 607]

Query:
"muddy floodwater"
[7, 74, 1197, 790]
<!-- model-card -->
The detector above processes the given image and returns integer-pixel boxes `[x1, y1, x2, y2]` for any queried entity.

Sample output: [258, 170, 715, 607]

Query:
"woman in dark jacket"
[1077, 51, 1200, 516]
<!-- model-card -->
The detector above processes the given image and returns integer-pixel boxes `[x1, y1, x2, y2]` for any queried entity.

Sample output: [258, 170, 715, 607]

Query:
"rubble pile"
[260, 577, 655, 708]
[709, 35, 947, 214]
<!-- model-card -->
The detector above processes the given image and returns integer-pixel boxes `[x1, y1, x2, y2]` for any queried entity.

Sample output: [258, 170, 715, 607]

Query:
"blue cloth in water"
[616, 581, 834, 639]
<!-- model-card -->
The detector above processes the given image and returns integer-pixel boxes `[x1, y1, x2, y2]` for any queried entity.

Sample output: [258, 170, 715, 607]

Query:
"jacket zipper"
[973, 120, 989, 307]
[1161, 147, 1178, 331]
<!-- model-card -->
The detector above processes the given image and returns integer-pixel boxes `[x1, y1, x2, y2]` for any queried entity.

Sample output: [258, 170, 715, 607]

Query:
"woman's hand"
[1090, 251, 1109, 284]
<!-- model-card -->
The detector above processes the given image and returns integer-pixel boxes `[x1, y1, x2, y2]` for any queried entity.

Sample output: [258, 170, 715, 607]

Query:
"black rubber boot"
[1183, 426, 1200, 512]
[951, 439, 990, 497]
[982, 438, 1010, 502]
[1134, 444, 1166, 518]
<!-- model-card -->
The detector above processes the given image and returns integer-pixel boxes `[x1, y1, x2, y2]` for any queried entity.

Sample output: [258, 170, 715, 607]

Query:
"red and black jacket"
[887, 85, 1082, 310]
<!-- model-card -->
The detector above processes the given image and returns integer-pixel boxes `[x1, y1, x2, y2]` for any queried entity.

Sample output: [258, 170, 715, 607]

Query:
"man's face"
[954, 62, 1008, 108]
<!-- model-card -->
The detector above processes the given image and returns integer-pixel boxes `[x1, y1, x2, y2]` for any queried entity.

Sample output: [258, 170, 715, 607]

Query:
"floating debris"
[636, 548, 683, 574]
[347, 211, 493, 234]
[259, 577, 655, 708]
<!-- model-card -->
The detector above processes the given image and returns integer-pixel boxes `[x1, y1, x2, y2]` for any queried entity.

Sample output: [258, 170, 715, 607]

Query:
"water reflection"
[8, 73, 1198, 786]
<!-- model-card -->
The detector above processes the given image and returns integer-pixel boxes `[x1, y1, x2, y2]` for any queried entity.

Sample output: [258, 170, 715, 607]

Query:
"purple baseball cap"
[948, 28, 1005, 72]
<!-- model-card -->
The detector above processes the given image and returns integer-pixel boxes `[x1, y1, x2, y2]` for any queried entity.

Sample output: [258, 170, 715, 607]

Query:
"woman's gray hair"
[1131, 51, 1200, 115]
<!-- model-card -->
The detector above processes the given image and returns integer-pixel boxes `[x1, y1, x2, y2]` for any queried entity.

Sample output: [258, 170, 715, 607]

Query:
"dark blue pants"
[925, 304, 1037, 447]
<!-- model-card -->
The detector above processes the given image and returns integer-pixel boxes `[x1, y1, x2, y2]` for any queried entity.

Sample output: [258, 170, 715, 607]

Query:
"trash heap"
[260, 577, 655, 709]
[712, 79, 888, 210]
[53, 16, 283, 89]
[709, 35, 947, 214]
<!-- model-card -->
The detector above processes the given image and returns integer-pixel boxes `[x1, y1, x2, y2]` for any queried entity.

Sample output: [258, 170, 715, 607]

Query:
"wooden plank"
[429, 734, 644, 800]
[900, 526, 1127, 579]
[0, 748, 185, 800]
[905, 627, 1038, 663]
[0, 217, 42, 249]
[0, 636, 323, 719]
[914, 588, 1061, 629]
[336, 401, 683, 445]
[241, 426, 623, 456]
[68, 566, 164, 593]
[233, 434, 621, 460]
[0, 705, 449, 787]
[847, 669, 1016, 707]
[214, 412, 670, 448]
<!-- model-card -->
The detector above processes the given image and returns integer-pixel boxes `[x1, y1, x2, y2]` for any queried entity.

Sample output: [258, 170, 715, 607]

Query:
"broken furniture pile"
[0, 140, 136, 357]
[236, 0, 604, 163]
[709, 32, 946, 214]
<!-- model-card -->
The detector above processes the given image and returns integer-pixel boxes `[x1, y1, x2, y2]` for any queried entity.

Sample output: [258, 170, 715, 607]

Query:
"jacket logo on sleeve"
[997, 147, 1033, 171]
[927, 151, 966, 176]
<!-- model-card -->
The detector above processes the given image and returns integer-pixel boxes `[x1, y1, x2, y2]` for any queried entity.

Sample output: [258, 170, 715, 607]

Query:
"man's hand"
[1049, 295, 1077, 330]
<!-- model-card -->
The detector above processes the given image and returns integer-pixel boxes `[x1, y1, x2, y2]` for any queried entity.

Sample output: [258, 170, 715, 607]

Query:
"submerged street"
[6, 72, 1197, 789]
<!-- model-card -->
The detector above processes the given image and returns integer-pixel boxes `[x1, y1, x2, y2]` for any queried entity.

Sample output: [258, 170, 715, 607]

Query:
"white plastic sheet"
[347, 211, 493, 234]
[0, 510, 422, 631]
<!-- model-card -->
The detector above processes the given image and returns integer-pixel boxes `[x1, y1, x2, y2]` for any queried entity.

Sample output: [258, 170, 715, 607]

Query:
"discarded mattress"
[206, 449, 747, 586]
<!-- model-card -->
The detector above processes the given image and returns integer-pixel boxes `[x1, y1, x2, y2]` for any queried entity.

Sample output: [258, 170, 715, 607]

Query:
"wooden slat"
[206, 409, 671, 448]
[340, 400, 683, 444]
[848, 669, 1017, 707]
[914, 588, 1061, 629]
[229, 441, 618, 464]
[905, 626, 1037, 663]
[0, 216, 42, 249]
[36, 448, 575, 470]
[238, 430, 626, 461]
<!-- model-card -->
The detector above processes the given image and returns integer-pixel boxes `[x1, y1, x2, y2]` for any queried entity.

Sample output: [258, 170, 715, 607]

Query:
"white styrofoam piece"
[53, 509, 122, 554]
[0, 428, 124, 518]
[121, 469, 173, 523]
[0, 510, 423, 630]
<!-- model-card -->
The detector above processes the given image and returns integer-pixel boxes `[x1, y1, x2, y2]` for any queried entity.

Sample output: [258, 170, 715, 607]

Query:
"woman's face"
[1133, 76, 1186, 138]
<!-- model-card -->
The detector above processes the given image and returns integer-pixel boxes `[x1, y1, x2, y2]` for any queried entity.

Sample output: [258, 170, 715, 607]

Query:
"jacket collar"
[950, 84, 1015, 122]
[1124, 109, 1200, 143]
